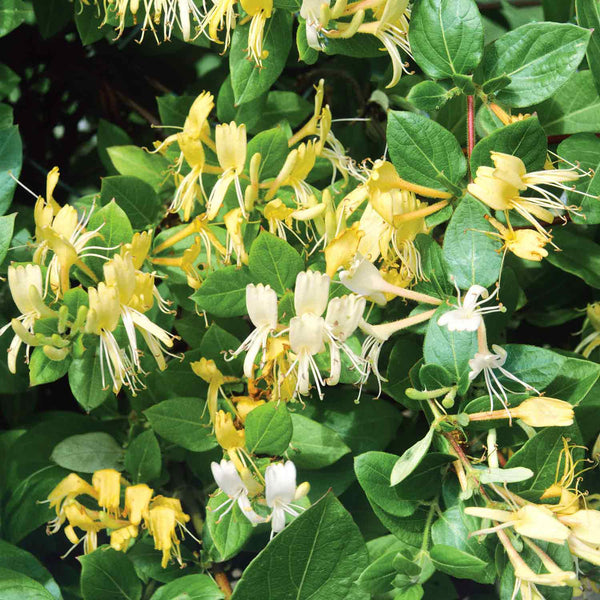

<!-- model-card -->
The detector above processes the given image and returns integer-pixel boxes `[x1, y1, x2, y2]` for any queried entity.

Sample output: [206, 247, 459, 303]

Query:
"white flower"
[289, 313, 327, 398]
[265, 461, 309, 537]
[340, 256, 389, 305]
[300, 0, 329, 50]
[294, 270, 330, 317]
[438, 284, 502, 332]
[230, 284, 278, 377]
[323, 294, 366, 385]
[469, 344, 538, 411]
[210, 460, 264, 524]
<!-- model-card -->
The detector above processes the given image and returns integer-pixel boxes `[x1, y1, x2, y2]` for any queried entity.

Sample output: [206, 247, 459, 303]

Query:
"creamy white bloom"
[294, 270, 330, 317]
[289, 313, 327, 397]
[265, 461, 309, 537]
[230, 284, 278, 377]
[438, 284, 502, 332]
[210, 460, 264, 524]
[323, 294, 366, 386]
[340, 256, 389, 305]
[469, 344, 538, 411]
[300, 0, 329, 50]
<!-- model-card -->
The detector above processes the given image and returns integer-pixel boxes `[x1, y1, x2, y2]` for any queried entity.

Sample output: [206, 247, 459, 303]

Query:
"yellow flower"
[46, 473, 97, 533]
[191, 358, 238, 422]
[324, 223, 363, 278]
[63, 499, 104, 555]
[201, 0, 237, 49]
[233, 396, 265, 422]
[206, 122, 248, 220]
[92, 469, 122, 515]
[240, 0, 273, 65]
[0, 264, 56, 374]
[468, 151, 583, 239]
[511, 397, 574, 428]
[215, 410, 246, 450]
[356, 0, 411, 88]
[121, 230, 153, 269]
[146, 496, 191, 568]
[485, 216, 549, 261]
[110, 524, 139, 551]
[124, 484, 154, 525]
[224, 208, 249, 266]
[560, 510, 600, 547]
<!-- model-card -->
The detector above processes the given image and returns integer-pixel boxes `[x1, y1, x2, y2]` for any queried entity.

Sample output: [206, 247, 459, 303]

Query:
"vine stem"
[467, 95, 475, 180]
[214, 569, 232, 599]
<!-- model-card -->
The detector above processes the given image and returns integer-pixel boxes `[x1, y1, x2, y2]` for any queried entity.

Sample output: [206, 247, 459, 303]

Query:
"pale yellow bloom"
[224, 208, 249, 266]
[511, 397, 574, 428]
[215, 410, 246, 450]
[240, 0, 273, 65]
[110, 524, 138, 551]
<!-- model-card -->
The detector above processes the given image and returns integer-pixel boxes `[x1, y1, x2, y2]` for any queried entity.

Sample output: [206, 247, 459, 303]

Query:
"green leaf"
[0, 125, 22, 215]
[216, 76, 266, 132]
[98, 120, 132, 174]
[230, 10, 293, 105]
[443, 194, 502, 289]
[546, 227, 600, 288]
[100, 176, 161, 231]
[199, 324, 242, 374]
[0, 567, 54, 600]
[390, 428, 434, 486]
[470, 116, 548, 174]
[545, 355, 600, 406]
[0, 211, 16, 264]
[414, 234, 453, 300]
[107, 146, 170, 192]
[423, 307, 478, 392]
[68, 345, 111, 412]
[245, 402, 292, 455]
[206, 496, 255, 563]
[0, 63, 20, 99]
[544, 0, 575, 21]
[406, 81, 453, 112]
[80, 548, 142, 600]
[262, 91, 313, 130]
[150, 574, 224, 600]
[248, 232, 303, 295]
[498, 344, 566, 390]
[231, 495, 368, 600]
[395, 453, 456, 500]
[576, 0, 600, 94]
[287, 413, 351, 469]
[29, 347, 71, 387]
[75, 3, 109, 45]
[409, 0, 484, 79]
[32, 0, 72, 39]
[156, 95, 196, 128]
[0, 0, 32, 38]
[124, 430, 162, 484]
[354, 452, 417, 517]
[51, 432, 124, 472]
[87, 200, 134, 266]
[246, 128, 290, 180]
[429, 546, 492, 584]
[144, 397, 217, 452]
[482, 22, 591, 107]
[387, 111, 466, 194]
[192, 266, 255, 317]
[557, 133, 600, 224]
[536, 70, 600, 135]
[357, 552, 398, 595]
[0, 541, 62, 600]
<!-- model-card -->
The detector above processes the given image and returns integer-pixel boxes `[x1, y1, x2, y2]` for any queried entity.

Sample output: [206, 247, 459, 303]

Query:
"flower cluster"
[46, 469, 192, 567]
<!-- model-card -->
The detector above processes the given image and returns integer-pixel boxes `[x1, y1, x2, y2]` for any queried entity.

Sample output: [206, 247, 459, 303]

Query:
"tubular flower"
[465, 504, 570, 545]
[438, 284, 503, 332]
[229, 283, 278, 378]
[146, 496, 191, 568]
[92, 469, 122, 516]
[214, 410, 246, 450]
[210, 459, 265, 523]
[124, 484, 154, 525]
[265, 461, 309, 537]
[46, 473, 98, 533]
[468, 344, 539, 412]
[110, 524, 138, 552]
[240, 0, 273, 65]
[201, 0, 237, 50]
[63, 500, 104, 555]
[0, 264, 56, 373]
[266, 141, 319, 207]
[294, 270, 330, 317]
[510, 397, 574, 428]
[300, 0, 330, 50]
[191, 358, 238, 422]
[467, 151, 585, 239]
[575, 302, 600, 358]
[207, 122, 248, 220]
[224, 208, 249, 266]
[103, 254, 178, 373]
[289, 313, 327, 398]
[357, 0, 411, 88]
[485, 216, 549, 262]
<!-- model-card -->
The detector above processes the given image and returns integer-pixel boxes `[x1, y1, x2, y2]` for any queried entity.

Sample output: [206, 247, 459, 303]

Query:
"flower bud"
[511, 397, 574, 428]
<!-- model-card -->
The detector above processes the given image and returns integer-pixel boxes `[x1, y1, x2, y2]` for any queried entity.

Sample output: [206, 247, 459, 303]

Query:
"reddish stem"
[467, 95, 475, 180]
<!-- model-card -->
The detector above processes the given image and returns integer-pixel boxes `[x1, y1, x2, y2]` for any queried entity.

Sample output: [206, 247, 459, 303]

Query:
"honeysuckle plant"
[2, 1, 600, 599]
